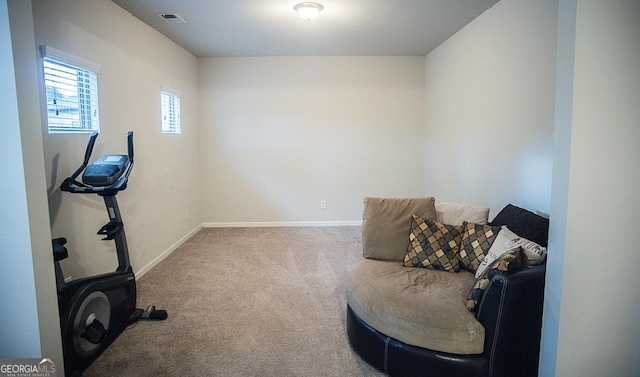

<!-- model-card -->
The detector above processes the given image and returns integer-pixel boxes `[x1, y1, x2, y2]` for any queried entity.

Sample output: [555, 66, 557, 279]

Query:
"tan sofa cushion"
[362, 197, 436, 261]
[435, 201, 490, 225]
[347, 259, 484, 354]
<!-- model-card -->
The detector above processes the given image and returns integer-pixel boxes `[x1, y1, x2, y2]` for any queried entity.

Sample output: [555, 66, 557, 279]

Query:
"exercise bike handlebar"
[127, 131, 134, 164]
[60, 131, 134, 195]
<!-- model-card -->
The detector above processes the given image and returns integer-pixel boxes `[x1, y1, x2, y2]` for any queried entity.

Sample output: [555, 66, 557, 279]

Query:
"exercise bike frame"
[57, 131, 137, 377]
[60, 131, 134, 270]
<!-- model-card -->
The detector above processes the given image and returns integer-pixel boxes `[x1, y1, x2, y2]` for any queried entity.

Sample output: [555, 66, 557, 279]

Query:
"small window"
[161, 91, 181, 134]
[40, 46, 100, 133]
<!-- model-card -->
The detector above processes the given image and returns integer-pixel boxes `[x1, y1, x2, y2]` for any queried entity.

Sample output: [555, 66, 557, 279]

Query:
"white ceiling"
[111, 0, 500, 58]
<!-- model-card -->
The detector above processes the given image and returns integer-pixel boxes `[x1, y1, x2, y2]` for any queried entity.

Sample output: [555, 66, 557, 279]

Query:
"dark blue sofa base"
[347, 305, 487, 377]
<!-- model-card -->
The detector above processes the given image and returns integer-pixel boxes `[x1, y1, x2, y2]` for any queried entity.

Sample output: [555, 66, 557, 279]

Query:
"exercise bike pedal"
[147, 309, 168, 321]
[81, 318, 108, 345]
[130, 305, 168, 323]
[97, 221, 123, 240]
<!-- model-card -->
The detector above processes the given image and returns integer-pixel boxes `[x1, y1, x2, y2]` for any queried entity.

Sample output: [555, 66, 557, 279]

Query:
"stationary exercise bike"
[52, 131, 166, 377]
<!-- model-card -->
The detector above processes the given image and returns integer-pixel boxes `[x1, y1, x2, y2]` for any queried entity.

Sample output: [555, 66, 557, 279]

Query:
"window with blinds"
[41, 47, 100, 133]
[161, 91, 181, 134]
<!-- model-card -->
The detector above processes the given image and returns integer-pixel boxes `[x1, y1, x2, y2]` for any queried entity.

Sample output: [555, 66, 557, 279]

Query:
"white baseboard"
[203, 220, 362, 228]
[136, 224, 203, 278]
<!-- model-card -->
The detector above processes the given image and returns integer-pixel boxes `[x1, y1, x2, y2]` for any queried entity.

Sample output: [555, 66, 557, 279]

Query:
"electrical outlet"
[185, 210, 190, 219]
[320, 200, 327, 209]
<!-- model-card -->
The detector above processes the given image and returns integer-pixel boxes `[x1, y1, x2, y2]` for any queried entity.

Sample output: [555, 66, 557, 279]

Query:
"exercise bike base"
[59, 271, 136, 377]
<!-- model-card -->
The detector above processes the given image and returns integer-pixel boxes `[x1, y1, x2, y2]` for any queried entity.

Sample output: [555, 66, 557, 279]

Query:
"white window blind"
[40, 46, 100, 133]
[161, 91, 181, 134]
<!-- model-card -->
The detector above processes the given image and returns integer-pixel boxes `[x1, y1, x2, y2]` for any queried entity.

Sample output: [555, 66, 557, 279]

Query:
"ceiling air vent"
[157, 13, 186, 24]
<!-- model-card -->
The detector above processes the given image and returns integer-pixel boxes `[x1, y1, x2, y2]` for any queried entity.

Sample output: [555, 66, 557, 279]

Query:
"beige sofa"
[346, 197, 548, 377]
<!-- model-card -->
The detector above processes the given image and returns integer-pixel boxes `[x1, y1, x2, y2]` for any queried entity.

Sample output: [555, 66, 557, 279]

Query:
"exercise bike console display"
[82, 154, 129, 186]
[54, 131, 166, 377]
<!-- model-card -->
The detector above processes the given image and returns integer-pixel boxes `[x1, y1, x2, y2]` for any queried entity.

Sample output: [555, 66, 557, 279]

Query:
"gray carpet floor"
[83, 226, 385, 376]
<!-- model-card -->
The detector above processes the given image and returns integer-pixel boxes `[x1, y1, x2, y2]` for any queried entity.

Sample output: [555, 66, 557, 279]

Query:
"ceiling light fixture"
[293, 2, 324, 21]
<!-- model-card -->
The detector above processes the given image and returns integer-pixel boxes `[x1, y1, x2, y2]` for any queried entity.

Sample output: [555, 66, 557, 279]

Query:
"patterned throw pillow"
[465, 247, 523, 312]
[403, 215, 463, 272]
[459, 222, 502, 273]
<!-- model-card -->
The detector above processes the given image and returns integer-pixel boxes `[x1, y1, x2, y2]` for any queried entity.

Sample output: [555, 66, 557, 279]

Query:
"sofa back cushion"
[489, 204, 550, 247]
[362, 197, 436, 261]
[435, 201, 490, 225]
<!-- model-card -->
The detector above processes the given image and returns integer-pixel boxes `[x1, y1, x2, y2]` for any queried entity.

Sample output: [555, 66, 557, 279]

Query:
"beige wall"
[198, 56, 426, 224]
[1, 0, 60, 362]
[24, 1, 638, 374]
[542, 0, 640, 375]
[6, 0, 63, 365]
[13, 0, 640, 374]
[32, 0, 201, 279]
[423, 0, 558, 217]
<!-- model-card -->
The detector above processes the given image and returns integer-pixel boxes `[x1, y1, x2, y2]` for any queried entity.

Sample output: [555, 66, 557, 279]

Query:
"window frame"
[161, 88, 181, 135]
[40, 46, 101, 134]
